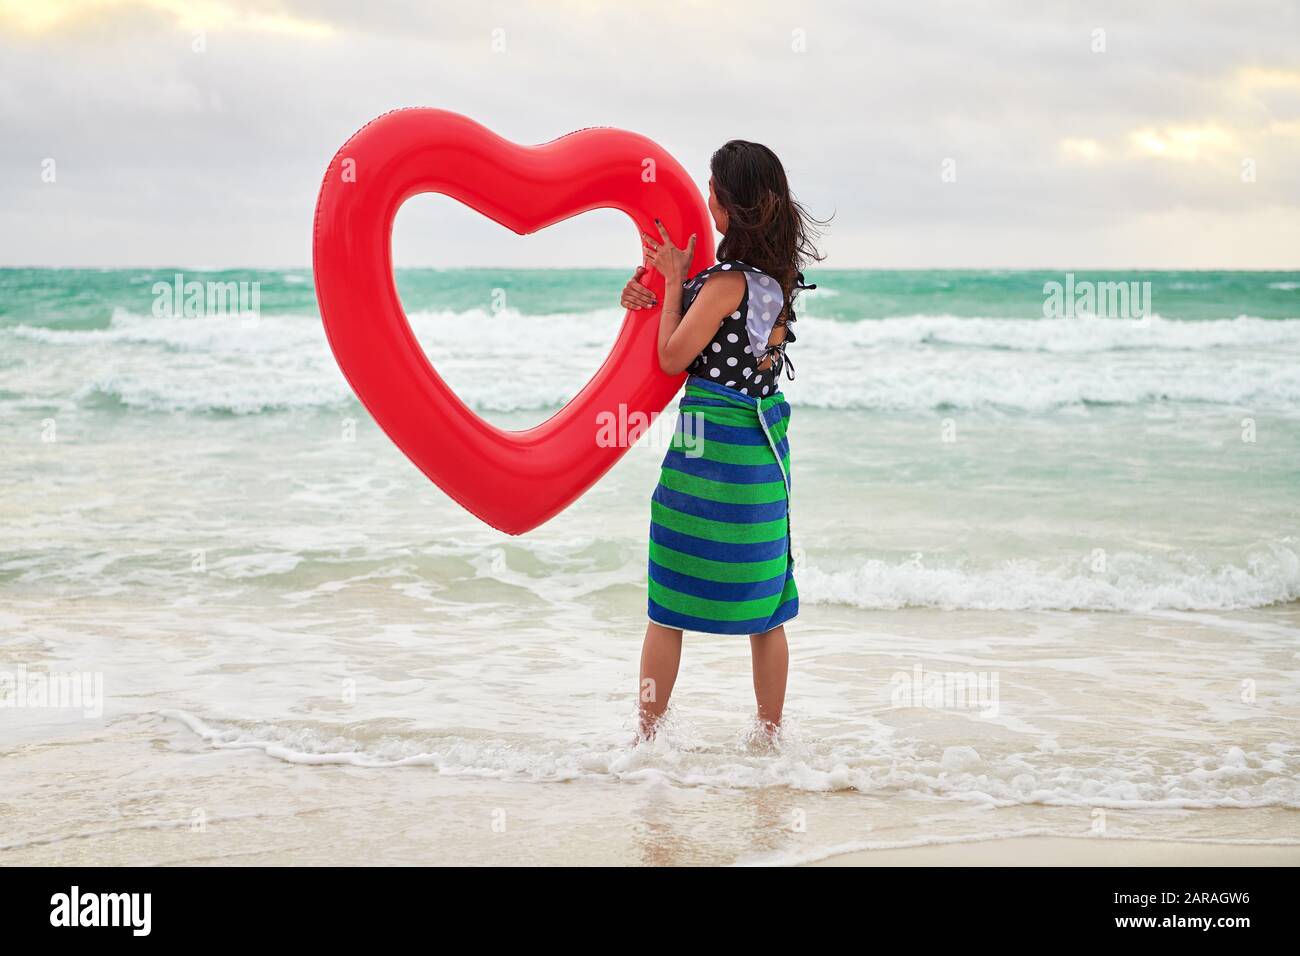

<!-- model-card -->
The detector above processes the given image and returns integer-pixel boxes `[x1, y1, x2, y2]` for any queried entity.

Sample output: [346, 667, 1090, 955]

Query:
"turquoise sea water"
[2, 266, 1298, 612]
[4, 267, 1300, 328]
[2, 261, 1300, 608]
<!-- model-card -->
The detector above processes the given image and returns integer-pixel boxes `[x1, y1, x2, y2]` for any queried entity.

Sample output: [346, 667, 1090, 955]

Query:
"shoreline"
[801, 836, 1300, 867]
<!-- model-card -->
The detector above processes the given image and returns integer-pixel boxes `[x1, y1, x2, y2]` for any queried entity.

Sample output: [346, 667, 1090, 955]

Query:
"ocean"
[2, 267, 1298, 864]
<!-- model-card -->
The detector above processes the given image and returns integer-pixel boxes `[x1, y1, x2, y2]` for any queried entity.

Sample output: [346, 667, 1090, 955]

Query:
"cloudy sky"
[3, 0, 1298, 268]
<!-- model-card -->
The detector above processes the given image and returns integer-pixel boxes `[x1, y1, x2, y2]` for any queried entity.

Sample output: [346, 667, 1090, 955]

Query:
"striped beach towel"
[647, 376, 798, 635]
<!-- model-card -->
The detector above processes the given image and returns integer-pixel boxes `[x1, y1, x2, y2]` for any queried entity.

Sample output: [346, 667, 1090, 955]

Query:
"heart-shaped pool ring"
[312, 109, 714, 534]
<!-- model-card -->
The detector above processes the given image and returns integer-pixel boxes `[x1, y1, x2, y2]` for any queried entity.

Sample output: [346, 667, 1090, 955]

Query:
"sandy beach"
[806, 837, 1300, 867]
[4, 593, 1297, 866]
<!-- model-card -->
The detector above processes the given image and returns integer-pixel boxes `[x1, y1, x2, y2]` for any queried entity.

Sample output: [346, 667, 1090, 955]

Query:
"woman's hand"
[620, 266, 657, 311]
[641, 219, 697, 285]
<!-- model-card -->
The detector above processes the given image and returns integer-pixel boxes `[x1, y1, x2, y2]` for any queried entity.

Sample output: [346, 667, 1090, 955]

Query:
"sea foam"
[8, 308, 1300, 414]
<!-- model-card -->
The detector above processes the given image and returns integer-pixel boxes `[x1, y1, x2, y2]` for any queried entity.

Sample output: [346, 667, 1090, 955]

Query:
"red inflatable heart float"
[312, 109, 713, 534]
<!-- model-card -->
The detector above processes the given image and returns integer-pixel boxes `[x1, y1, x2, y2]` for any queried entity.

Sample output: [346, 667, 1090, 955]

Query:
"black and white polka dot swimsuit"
[682, 260, 793, 398]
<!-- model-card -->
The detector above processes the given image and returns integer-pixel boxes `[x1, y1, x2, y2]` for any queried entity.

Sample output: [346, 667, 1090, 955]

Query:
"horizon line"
[3, 264, 1299, 273]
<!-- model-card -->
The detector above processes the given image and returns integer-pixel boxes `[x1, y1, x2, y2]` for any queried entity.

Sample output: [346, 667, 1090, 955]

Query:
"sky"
[2, 0, 1299, 269]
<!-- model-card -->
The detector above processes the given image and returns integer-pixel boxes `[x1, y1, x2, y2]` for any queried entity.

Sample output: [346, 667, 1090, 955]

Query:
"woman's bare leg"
[750, 625, 789, 733]
[638, 621, 683, 738]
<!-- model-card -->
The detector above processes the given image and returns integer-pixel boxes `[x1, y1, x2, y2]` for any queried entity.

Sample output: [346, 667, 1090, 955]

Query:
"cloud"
[1128, 124, 1240, 161]
[0, 0, 333, 37]
[1059, 138, 1107, 163]
[1, 0, 1298, 267]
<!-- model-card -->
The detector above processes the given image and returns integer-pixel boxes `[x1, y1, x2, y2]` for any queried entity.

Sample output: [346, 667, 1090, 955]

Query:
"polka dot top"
[681, 260, 792, 398]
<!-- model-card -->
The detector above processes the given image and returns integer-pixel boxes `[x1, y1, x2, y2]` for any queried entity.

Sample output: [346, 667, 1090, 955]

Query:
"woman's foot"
[749, 625, 789, 728]
[638, 622, 684, 739]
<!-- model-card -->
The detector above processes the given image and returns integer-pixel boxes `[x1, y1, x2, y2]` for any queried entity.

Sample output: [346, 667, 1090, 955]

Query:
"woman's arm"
[620, 266, 656, 311]
[656, 273, 744, 374]
[641, 221, 744, 375]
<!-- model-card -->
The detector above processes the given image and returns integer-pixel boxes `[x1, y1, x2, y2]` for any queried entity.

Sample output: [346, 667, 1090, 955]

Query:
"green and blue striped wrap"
[647, 376, 798, 635]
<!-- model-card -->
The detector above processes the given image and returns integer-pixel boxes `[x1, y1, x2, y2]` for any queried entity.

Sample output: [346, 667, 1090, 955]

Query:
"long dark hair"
[710, 140, 826, 328]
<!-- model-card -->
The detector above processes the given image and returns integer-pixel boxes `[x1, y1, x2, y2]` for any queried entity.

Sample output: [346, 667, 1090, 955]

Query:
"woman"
[620, 140, 824, 740]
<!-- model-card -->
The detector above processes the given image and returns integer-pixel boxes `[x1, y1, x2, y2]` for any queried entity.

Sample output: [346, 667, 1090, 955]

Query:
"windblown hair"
[710, 140, 827, 327]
